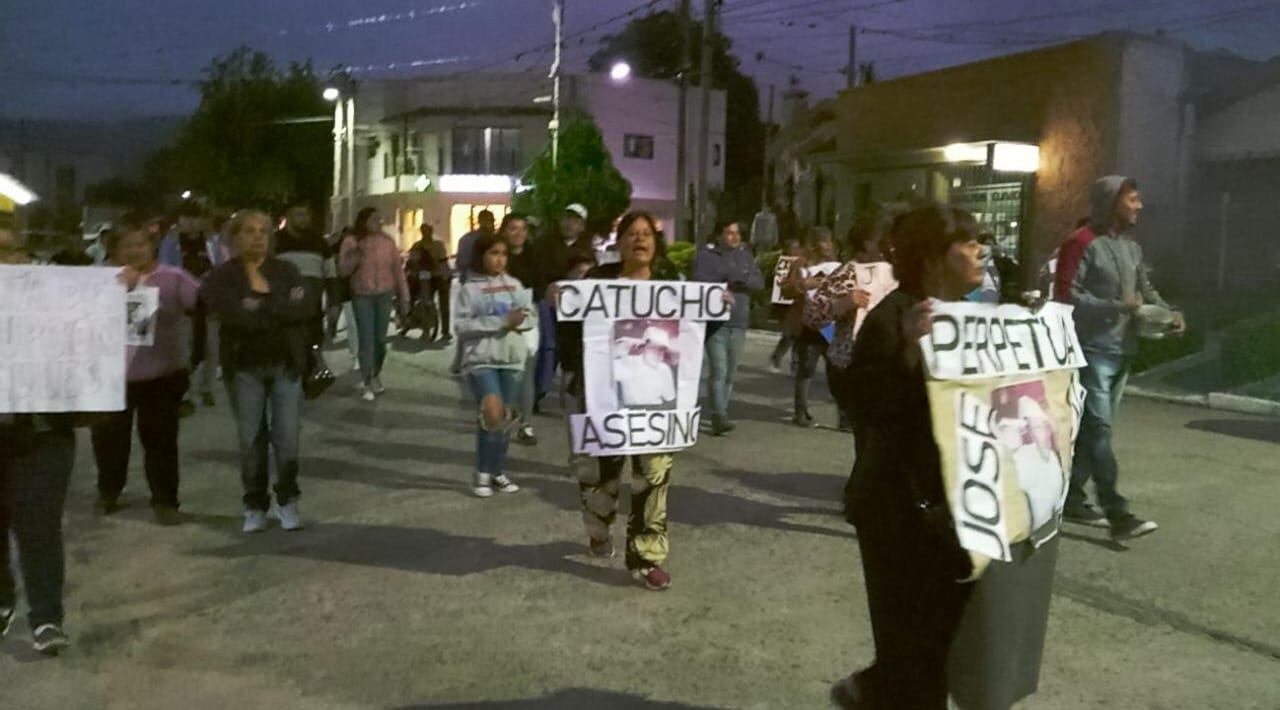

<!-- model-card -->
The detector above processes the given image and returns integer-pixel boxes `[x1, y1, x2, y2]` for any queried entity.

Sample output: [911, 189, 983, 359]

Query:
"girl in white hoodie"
[453, 233, 538, 497]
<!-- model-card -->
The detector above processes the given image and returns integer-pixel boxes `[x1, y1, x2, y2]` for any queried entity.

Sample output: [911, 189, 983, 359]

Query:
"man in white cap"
[613, 325, 678, 409]
[533, 203, 597, 410]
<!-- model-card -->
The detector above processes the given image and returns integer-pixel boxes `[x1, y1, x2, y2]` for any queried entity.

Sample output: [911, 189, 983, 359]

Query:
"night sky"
[3, 0, 1280, 120]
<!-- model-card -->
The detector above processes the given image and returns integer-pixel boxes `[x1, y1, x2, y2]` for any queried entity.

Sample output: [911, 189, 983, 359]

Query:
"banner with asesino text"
[920, 301, 1087, 577]
[556, 280, 731, 456]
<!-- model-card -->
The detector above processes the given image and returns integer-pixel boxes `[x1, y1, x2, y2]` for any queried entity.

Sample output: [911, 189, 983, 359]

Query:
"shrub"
[667, 241, 695, 279]
[1220, 311, 1280, 387]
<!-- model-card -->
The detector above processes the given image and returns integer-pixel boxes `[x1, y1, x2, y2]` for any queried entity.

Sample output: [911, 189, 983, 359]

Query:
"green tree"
[146, 46, 333, 210]
[588, 10, 765, 233]
[511, 110, 632, 235]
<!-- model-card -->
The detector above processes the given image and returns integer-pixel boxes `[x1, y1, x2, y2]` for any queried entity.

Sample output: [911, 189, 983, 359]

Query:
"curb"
[1128, 386, 1279, 418]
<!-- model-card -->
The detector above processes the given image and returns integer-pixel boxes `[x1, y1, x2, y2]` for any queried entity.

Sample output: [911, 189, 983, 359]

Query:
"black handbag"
[302, 345, 335, 400]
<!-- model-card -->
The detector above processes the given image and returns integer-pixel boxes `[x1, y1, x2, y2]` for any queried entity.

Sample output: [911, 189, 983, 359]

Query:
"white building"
[342, 73, 727, 251]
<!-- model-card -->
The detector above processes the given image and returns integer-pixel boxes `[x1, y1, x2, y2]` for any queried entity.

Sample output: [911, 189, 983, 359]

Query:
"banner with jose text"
[556, 279, 730, 456]
[920, 301, 1087, 577]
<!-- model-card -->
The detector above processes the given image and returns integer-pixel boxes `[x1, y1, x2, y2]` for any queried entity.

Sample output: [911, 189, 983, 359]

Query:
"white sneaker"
[371, 376, 386, 395]
[243, 509, 268, 533]
[361, 386, 376, 402]
[473, 473, 494, 498]
[492, 474, 520, 494]
[273, 501, 304, 531]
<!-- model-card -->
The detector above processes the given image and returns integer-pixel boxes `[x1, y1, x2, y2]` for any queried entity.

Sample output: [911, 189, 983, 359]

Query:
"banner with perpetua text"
[920, 301, 1087, 576]
[0, 265, 126, 413]
[556, 279, 730, 456]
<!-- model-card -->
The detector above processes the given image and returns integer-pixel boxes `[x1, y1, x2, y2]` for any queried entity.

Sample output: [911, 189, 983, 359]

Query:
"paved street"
[3, 333, 1279, 710]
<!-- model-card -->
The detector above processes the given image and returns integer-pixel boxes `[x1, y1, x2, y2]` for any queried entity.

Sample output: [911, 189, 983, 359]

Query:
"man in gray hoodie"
[1066, 176, 1184, 541]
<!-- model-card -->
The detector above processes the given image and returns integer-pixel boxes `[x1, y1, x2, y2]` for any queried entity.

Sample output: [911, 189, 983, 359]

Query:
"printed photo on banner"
[557, 279, 730, 457]
[802, 261, 841, 295]
[771, 255, 799, 304]
[0, 265, 127, 413]
[919, 301, 1086, 578]
[125, 286, 160, 347]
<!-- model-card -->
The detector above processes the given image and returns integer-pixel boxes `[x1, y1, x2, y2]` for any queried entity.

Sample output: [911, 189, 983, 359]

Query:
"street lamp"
[181, 190, 192, 200]
[609, 61, 632, 82]
[322, 86, 341, 102]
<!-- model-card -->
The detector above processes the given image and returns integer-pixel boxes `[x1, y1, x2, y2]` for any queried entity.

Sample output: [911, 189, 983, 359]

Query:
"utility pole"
[694, 0, 717, 250]
[674, 0, 691, 243]
[345, 94, 356, 227]
[761, 84, 774, 209]
[846, 25, 857, 89]
[331, 99, 344, 231]
[550, 0, 565, 169]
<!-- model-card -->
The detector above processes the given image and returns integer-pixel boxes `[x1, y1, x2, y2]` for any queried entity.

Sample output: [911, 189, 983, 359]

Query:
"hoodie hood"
[1089, 175, 1137, 234]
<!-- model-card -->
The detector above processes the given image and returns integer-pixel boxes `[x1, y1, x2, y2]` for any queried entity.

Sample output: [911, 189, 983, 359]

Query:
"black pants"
[0, 428, 74, 628]
[91, 372, 187, 508]
[793, 337, 826, 418]
[853, 508, 974, 709]
[432, 277, 451, 337]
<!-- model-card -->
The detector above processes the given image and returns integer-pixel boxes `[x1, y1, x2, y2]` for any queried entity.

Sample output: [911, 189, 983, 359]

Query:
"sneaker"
[631, 565, 671, 591]
[1, 607, 15, 638]
[177, 400, 196, 418]
[200, 391, 216, 407]
[32, 624, 69, 656]
[360, 386, 376, 402]
[371, 376, 386, 395]
[242, 509, 269, 533]
[515, 425, 538, 446]
[491, 474, 520, 494]
[588, 537, 615, 558]
[1063, 502, 1109, 528]
[94, 495, 120, 516]
[1110, 514, 1158, 541]
[152, 505, 183, 527]
[769, 361, 783, 374]
[711, 420, 736, 436]
[473, 473, 494, 498]
[829, 674, 865, 709]
[273, 502, 304, 531]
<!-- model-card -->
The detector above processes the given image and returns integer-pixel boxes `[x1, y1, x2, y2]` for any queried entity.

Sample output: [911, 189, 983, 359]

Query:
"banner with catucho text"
[556, 279, 731, 456]
[920, 301, 1087, 577]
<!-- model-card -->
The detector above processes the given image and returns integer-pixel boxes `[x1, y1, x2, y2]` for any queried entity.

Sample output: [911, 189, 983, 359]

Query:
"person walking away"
[0, 226, 82, 655]
[692, 220, 765, 435]
[327, 227, 359, 364]
[807, 206, 900, 435]
[275, 204, 331, 364]
[532, 203, 596, 412]
[769, 236, 806, 372]
[1065, 176, 1183, 539]
[91, 219, 199, 526]
[403, 224, 440, 340]
[830, 205, 985, 710]
[782, 227, 840, 427]
[455, 209, 496, 285]
[339, 208, 410, 401]
[552, 211, 676, 591]
[454, 233, 535, 497]
[426, 224, 452, 340]
[500, 213, 541, 445]
[200, 210, 314, 533]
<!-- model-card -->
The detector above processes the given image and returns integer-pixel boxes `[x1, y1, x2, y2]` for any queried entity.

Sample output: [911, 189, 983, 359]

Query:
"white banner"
[560, 279, 728, 456]
[921, 301, 1086, 381]
[125, 286, 159, 347]
[770, 255, 799, 305]
[0, 265, 127, 413]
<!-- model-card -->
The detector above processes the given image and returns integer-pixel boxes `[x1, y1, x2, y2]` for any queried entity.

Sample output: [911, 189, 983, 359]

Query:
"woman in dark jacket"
[200, 209, 315, 534]
[830, 205, 986, 710]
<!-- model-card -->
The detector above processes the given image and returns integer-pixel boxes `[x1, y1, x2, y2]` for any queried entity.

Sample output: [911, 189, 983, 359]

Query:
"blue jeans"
[534, 300, 558, 399]
[353, 293, 393, 385]
[468, 367, 524, 476]
[1068, 350, 1131, 519]
[0, 428, 74, 628]
[227, 367, 302, 511]
[705, 325, 747, 424]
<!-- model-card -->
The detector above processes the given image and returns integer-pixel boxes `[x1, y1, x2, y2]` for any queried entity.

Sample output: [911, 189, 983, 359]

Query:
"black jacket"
[199, 258, 315, 375]
[532, 233, 595, 299]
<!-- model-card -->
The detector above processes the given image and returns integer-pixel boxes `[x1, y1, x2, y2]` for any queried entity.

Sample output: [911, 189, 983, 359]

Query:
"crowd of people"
[1, 174, 1179, 710]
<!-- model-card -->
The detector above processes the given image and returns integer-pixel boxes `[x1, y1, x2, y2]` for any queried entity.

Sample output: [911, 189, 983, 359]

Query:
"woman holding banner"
[830, 205, 985, 710]
[454, 232, 537, 498]
[90, 219, 199, 526]
[783, 227, 840, 428]
[553, 211, 676, 592]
